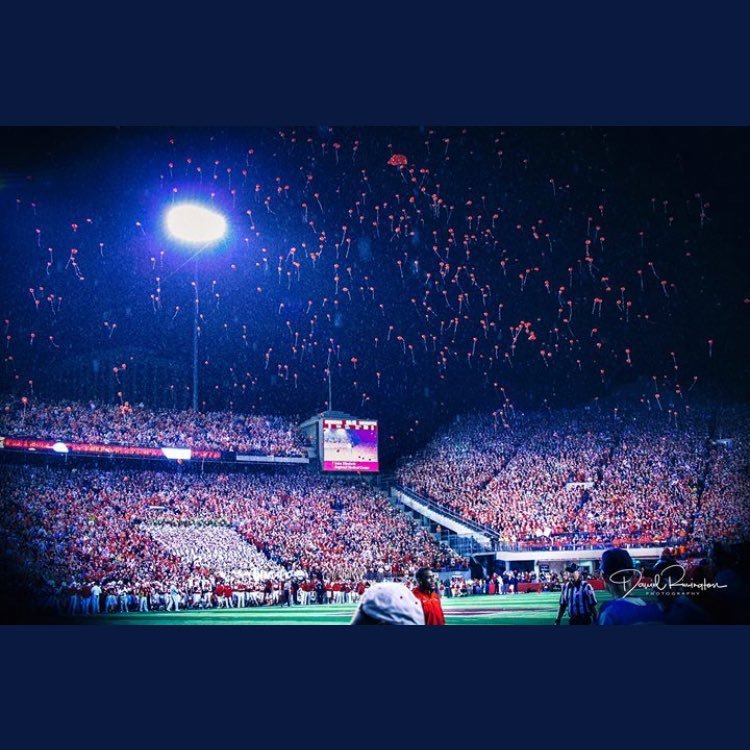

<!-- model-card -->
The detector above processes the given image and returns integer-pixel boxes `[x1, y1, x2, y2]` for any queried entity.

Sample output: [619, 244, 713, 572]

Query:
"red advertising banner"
[0, 436, 221, 461]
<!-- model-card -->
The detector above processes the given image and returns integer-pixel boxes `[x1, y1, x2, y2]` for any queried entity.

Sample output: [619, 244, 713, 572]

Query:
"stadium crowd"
[397, 400, 748, 551]
[693, 406, 750, 545]
[0, 395, 746, 620]
[0, 398, 310, 456]
[0, 464, 464, 615]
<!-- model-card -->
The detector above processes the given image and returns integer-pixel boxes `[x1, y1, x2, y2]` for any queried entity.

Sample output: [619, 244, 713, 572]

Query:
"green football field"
[68, 591, 627, 625]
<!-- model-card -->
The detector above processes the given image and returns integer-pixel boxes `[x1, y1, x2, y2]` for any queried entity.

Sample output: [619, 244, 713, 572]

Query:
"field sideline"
[67, 591, 632, 625]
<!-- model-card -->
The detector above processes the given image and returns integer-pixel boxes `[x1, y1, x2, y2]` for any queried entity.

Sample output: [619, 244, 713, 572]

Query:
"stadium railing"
[447, 534, 492, 557]
[391, 484, 694, 554]
[492, 538, 691, 553]
[391, 484, 500, 544]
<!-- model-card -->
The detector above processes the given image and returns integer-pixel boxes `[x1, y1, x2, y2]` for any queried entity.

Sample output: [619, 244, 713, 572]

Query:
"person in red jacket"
[412, 567, 446, 625]
[223, 582, 234, 609]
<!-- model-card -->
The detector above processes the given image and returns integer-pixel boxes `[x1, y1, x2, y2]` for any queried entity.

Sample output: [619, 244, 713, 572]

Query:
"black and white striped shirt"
[560, 579, 597, 618]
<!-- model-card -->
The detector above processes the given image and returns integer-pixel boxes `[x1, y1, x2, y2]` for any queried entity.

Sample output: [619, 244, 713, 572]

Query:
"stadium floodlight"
[165, 203, 227, 244]
[164, 202, 228, 411]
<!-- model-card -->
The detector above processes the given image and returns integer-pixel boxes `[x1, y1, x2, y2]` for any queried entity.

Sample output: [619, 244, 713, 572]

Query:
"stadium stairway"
[378, 480, 496, 562]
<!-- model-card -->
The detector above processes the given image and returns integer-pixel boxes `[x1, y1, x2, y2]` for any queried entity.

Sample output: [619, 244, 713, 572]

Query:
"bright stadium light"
[165, 203, 227, 244]
[164, 202, 228, 412]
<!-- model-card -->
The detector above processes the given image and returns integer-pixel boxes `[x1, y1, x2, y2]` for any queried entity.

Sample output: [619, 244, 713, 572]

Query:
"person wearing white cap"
[350, 582, 426, 625]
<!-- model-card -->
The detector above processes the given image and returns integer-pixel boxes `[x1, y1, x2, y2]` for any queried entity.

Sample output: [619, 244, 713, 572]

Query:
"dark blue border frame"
[2, 6, 748, 739]
[3, 6, 750, 125]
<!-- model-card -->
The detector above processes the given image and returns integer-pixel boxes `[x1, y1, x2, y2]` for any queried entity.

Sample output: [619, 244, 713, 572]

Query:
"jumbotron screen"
[322, 418, 379, 473]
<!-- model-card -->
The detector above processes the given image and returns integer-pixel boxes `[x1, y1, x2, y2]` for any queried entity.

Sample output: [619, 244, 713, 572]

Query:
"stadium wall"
[496, 548, 664, 565]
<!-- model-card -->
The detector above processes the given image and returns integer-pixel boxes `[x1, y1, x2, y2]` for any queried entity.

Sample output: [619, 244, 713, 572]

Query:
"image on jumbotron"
[0, 126, 748, 625]
[322, 419, 379, 472]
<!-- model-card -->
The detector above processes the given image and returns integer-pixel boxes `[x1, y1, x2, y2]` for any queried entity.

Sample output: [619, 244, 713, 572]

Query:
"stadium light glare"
[165, 203, 227, 244]
[164, 202, 228, 412]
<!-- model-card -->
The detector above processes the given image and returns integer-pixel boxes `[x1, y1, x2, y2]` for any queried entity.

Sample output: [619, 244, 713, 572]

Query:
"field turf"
[69, 591, 630, 625]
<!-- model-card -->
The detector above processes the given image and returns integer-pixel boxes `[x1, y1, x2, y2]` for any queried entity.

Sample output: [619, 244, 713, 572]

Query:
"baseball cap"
[601, 548, 635, 583]
[350, 582, 426, 625]
[565, 563, 579, 573]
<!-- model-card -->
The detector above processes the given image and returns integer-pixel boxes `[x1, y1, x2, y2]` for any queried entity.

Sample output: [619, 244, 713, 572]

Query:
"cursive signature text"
[609, 566, 728, 598]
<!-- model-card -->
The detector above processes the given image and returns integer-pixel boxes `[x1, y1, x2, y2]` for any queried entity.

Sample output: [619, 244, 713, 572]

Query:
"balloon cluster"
[2, 127, 741, 457]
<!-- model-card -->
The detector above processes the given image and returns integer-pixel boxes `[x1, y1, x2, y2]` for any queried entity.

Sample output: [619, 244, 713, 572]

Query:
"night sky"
[1, 127, 749, 465]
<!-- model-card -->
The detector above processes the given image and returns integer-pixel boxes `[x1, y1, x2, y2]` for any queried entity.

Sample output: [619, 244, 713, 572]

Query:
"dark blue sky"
[2, 127, 748, 462]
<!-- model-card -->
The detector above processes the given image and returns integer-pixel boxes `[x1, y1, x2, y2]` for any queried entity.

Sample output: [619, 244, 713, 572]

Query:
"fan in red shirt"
[412, 568, 446, 626]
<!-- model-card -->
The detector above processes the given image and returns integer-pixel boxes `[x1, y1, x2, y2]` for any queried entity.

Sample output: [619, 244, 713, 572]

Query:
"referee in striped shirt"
[555, 564, 598, 625]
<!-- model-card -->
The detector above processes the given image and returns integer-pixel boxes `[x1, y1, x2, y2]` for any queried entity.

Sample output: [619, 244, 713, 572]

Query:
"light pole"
[192, 257, 199, 411]
[165, 203, 227, 412]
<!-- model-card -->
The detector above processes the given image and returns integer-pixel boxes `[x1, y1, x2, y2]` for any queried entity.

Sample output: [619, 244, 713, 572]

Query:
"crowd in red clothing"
[0, 464, 464, 614]
[1, 393, 747, 617]
[0, 398, 311, 456]
[694, 407, 750, 545]
[397, 399, 749, 550]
